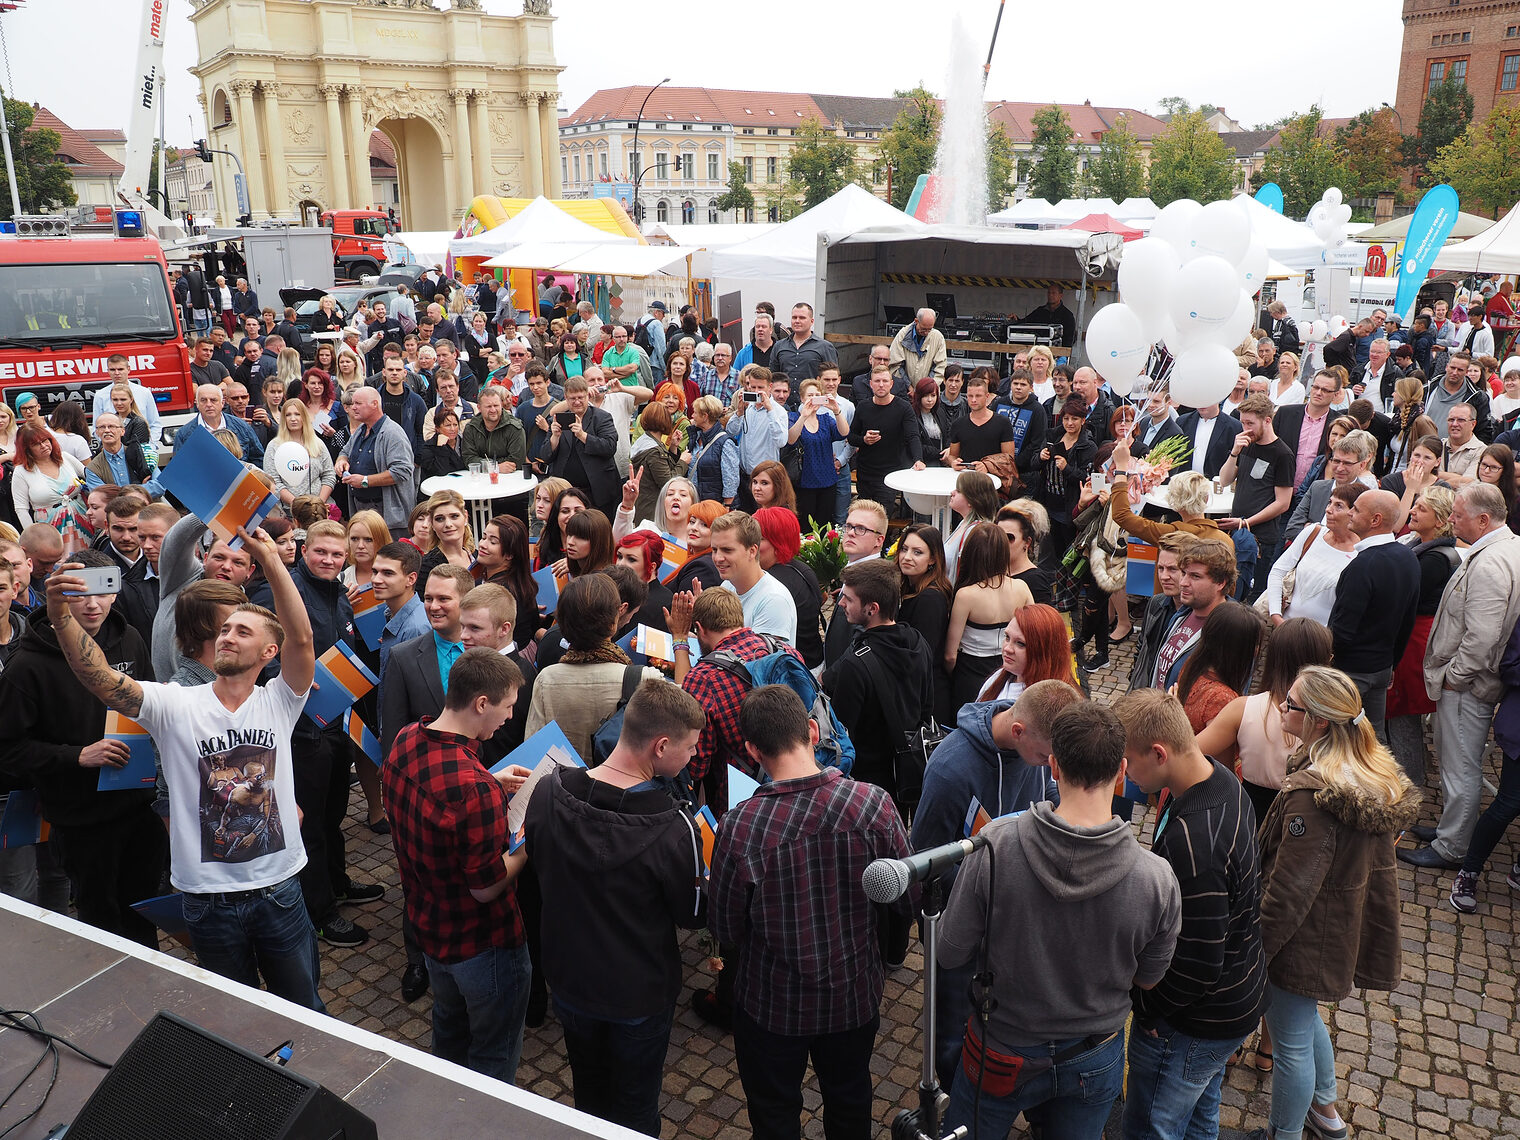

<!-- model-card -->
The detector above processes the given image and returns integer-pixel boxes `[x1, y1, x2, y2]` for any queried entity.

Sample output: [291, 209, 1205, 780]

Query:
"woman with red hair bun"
[615, 528, 673, 631]
[753, 506, 824, 669]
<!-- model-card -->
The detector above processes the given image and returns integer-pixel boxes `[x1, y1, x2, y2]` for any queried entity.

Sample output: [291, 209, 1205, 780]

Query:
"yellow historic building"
[188, 0, 562, 229]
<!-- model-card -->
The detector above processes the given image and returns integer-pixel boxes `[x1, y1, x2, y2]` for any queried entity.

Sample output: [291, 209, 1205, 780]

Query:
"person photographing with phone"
[546, 376, 622, 517]
[726, 366, 789, 513]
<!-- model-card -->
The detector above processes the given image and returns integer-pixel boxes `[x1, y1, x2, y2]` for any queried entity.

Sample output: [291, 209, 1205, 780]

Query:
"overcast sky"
[10, 0, 1403, 144]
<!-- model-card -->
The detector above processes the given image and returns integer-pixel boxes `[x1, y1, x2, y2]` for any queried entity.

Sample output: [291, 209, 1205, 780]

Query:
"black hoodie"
[0, 607, 153, 827]
[822, 621, 935, 794]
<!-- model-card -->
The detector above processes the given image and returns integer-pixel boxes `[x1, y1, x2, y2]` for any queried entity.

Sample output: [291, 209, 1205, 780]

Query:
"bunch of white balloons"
[1307, 187, 1353, 248]
[1086, 200, 1267, 408]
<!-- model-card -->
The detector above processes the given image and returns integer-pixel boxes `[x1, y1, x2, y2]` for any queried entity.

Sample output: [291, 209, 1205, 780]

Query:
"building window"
[1505, 55, 1520, 90]
[655, 152, 669, 179]
[708, 153, 720, 181]
[600, 151, 609, 177]
[744, 206, 755, 223]
[742, 127, 754, 135]
[561, 157, 569, 185]
[766, 156, 778, 182]
[767, 128, 778, 136]
[1464, 31, 1471, 41]
[1452, 58, 1467, 84]
[708, 199, 719, 224]
[656, 200, 669, 222]
[681, 154, 694, 180]
[682, 124, 692, 131]
[629, 151, 641, 179]
[573, 154, 581, 183]
[1430, 61, 1446, 84]
[1509, 25, 1519, 35]
[682, 200, 695, 224]
[742, 156, 754, 181]
[767, 204, 779, 223]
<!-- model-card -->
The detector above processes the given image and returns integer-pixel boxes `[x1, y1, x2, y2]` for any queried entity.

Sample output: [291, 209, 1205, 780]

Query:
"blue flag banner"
[1395, 184, 1461, 322]
[1254, 183, 1284, 214]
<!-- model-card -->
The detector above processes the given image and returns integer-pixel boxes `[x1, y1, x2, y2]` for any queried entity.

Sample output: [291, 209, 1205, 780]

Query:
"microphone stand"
[892, 874, 966, 1140]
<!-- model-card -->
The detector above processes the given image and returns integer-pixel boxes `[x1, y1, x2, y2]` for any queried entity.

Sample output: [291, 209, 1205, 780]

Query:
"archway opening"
[375, 115, 448, 231]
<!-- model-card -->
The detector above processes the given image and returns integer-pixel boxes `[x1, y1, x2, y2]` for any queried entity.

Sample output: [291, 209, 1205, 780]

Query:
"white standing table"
[420, 470, 538, 536]
[885, 466, 960, 535]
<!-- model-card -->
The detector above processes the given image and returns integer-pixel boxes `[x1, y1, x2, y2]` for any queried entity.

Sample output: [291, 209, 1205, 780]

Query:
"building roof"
[369, 129, 397, 171]
[78, 128, 126, 143]
[561, 87, 1167, 146]
[28, 105, 123, 180]
[1219, 129, 1282, 156]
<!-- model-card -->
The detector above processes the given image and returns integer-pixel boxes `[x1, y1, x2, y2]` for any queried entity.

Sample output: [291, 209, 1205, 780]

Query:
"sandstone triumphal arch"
[189, 0, 564, 229]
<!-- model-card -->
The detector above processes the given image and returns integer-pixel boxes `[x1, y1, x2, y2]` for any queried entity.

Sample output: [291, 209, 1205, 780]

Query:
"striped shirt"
[1134, 761, 1268, 1040]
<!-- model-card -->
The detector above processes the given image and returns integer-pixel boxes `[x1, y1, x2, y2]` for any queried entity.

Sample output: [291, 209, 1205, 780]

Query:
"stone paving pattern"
[240, 630, 1520, 1139]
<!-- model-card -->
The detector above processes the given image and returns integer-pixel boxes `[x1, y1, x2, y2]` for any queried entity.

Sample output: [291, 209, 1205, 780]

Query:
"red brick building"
[1396, 0, 1520, 132]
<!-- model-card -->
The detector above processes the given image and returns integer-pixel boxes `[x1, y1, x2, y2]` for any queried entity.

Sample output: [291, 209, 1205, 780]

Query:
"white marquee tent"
[1431, 202, 1520, 275]
[449, 197, 634, 260]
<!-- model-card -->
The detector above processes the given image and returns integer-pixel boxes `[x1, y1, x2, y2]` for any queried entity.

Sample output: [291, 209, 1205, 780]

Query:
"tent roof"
[1432, 202, 1520, 274]
[451, 197, 633, 259]
[484, 241, 703, 279]
[1064, 213, 1144, 240]
[1359, 210, 1494, 242]
[710, 184, 920, 280]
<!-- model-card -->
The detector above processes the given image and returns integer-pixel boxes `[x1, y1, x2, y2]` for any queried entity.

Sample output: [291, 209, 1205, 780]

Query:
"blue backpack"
[705, 635, 855, 776]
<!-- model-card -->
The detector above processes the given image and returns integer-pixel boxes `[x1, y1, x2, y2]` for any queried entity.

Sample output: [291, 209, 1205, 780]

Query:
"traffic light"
[195, 139, 212, 162]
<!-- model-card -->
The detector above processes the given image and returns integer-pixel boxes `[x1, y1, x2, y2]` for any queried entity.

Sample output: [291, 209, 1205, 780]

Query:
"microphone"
[862, 835, 989, 903]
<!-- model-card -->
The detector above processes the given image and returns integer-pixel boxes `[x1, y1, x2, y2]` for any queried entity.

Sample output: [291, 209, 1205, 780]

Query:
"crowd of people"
[1, 276, 1518, 1140]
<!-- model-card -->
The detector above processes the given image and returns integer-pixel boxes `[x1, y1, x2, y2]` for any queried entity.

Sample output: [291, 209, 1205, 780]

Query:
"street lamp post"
[629, 78, 671, 226]
[1380, 101, 1405, 136]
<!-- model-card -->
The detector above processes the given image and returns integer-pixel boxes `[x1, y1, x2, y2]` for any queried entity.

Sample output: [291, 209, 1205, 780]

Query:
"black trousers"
[734, 1008, 879, 1140]
[854, 473, 899, 517]
[52, 807, 168, 949]
[292, 729, 351, 924]
[795, 485, 835, 532]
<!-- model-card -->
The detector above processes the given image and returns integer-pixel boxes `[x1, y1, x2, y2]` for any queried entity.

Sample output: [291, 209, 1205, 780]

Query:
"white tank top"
[1237, 691, 1293, 791]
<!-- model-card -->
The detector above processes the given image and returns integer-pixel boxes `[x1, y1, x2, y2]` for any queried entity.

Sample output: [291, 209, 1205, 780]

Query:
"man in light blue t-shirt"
[710, 511, 796, 644]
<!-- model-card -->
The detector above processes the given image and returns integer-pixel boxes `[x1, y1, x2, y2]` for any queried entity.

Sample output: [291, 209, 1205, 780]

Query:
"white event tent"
[1431, 203, 1520, 275]
[710, 184, 922, 326]
[449, 196, 633, 260]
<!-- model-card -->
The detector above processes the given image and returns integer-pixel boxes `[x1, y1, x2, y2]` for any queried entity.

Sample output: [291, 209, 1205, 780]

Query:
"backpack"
[632, 316, 658, 357]
[706, 634, 855, 776]
[591, 663, 698, 804]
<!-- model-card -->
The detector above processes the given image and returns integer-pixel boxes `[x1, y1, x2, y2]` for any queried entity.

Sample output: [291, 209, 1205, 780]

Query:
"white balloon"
[1169, 344, 1241, 409]
[1329, 315, 1349, 336]
[1323, 187, 1343, 207]
[1160, 316, 1196, 355]
[1117, 237, 1180, 319]
[1184, 200, 1252, 266]
[1331, 203, 1352, 228]
[1107, 374, 1137, 398]
[1237, 242, 1269, 296]
[1084, 303, 1150, 384]
[274, 442, 310, 479]
[1309, 319, 1328, 342]
[1150, 199, 1202, 257]
[1313, 214, 1338, 243]
[1503, 356, 1520, 376]
[1219, 290, 1256, 347]
[1170, 255, 1240, 336]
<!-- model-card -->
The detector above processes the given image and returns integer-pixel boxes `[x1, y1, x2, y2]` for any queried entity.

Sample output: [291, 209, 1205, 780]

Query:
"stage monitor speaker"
[67, 1011, 377, 1140]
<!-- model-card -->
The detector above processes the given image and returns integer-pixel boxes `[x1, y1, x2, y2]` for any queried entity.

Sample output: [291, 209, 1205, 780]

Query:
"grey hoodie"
[939, 801, 1181, 1047]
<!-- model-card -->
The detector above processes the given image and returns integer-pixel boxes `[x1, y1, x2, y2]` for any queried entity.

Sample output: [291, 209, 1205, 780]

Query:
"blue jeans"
[833, 460, 853, 524]
[426, 941, 530, 1083]
[1123, 1018, 1246, 1140]
[181, 874, 325, 1012]
[555, 998, 674, 1136]
[943, 1028, 1124, 1140]
[1262, 983, 1338, 1140]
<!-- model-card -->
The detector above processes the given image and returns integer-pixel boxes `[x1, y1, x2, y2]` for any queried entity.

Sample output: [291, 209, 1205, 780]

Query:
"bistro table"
[421, 469, 537, 536]
[886, 466, 960, 535]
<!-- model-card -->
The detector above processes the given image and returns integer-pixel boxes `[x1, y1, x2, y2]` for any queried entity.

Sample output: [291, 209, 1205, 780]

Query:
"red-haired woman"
[615, 528, 673, 632]
[977, 603, 1082, 702]
[753, 506, 824, 669]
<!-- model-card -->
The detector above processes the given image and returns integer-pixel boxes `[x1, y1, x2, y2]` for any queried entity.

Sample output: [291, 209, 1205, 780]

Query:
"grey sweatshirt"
[939, 800, 1181, 1047]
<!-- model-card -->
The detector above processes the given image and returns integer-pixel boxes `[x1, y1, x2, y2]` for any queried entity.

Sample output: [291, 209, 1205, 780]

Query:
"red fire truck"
[0, 229, 193, 434]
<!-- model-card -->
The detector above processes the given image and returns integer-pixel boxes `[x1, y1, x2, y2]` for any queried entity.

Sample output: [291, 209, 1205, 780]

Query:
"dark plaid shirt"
[709, 767, 912, 1036]
[382, 718, 524, 963]
[682, 628, 804, 813]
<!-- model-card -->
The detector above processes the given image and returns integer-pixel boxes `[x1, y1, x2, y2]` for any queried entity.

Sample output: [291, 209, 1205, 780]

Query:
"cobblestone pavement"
[289, 627, 1520, 1139]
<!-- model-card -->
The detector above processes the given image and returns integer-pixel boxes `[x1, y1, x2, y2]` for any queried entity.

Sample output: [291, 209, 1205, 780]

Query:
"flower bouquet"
[1123, 434, 1192, 504]
[797, 518, 846, 595]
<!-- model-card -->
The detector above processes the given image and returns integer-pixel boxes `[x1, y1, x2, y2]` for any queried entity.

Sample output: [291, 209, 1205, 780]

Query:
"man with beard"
[41, 527, 327, 1011]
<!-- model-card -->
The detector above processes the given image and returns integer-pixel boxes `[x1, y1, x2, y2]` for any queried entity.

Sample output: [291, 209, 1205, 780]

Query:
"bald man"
[1327, 488, 1421, 740]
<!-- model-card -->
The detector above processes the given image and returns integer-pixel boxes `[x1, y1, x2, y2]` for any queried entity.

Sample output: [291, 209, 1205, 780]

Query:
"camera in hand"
[743, 391, 759, 403]
[555, 411, 577, 428]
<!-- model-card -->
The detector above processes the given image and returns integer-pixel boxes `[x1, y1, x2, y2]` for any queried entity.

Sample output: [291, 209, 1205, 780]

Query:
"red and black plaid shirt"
[710, 767, 912, 1036]
[382, 718, 524, 963]
[681, 628, 804, 813]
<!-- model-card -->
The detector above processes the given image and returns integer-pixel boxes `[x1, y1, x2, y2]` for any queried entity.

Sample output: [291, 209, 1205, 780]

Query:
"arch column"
[520, 91, 543, 197]
[262, 82, 289, 217]
[470, 90, 492, 198]
[320, 83, 350, 210]
[230, 79, 267, 217]
[538, 93, 560, 197]
[451, 89, 474, 211]
[345, 85, 369, 209]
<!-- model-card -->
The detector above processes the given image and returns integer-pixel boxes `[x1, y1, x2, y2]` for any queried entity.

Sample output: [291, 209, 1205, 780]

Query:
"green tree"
[877, 86, 940, 210]
[1157, 97, 1222, 120]
[1335, 109, 1404, 201]
[1029, 104, 1077, 202]
[1429, 103, 1520, 217]
[1146, 110, 1237, 205]
[986, 120, 1016, 210]
[780, 116, 858, 212]
[0, 94, 75, 219]
[1409, 75, 1474, 182]
[1251, 107, 1352, 216]
[1090, 113, 1146, 200]
[714, 160, 754, 221]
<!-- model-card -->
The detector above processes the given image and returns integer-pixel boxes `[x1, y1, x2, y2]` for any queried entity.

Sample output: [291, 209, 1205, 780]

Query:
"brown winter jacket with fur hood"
[1257, 751, 1420, 1002]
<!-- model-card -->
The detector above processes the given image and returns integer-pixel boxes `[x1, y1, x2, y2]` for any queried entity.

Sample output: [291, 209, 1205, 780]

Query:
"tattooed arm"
[45, 565, 145, 717]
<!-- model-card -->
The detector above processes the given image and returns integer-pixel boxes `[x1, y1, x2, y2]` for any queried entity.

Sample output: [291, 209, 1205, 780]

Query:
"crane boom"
[119, 0, 167, 199]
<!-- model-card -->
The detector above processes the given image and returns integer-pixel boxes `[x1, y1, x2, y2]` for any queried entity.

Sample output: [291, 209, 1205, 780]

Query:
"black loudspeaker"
[67, 1011, 377, 1140]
